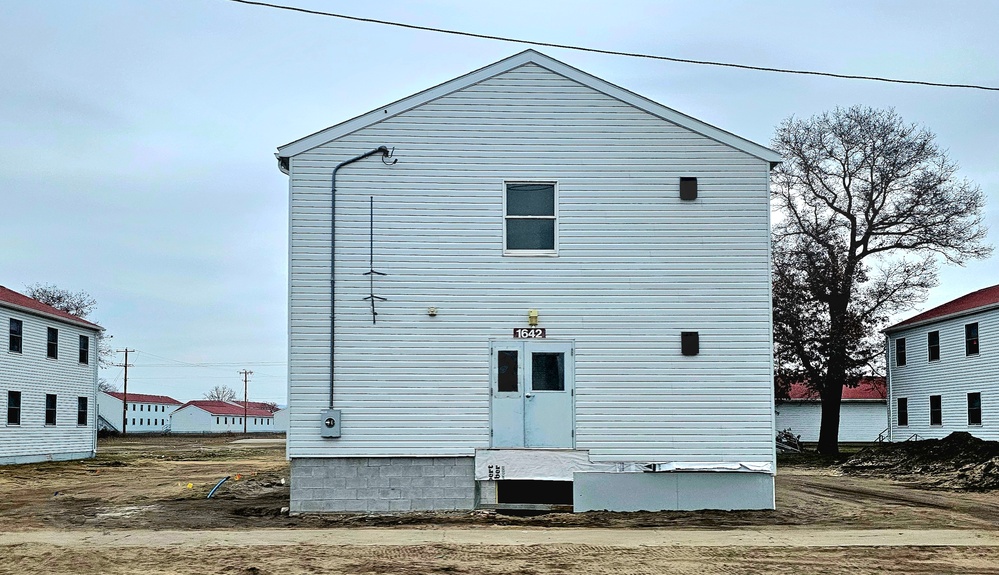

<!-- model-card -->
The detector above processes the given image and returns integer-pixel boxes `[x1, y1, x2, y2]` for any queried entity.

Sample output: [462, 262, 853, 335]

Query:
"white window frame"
[503, 180, 558, 256]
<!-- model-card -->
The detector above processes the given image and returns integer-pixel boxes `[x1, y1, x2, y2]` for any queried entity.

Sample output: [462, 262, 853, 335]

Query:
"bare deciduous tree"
[25, 283, 116, 386]
[204, 385, 238, 402]
[771, 106, 991, 454]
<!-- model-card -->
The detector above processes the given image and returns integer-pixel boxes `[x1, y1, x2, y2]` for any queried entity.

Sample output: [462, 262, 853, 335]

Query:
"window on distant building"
[79, 335, 89, 364]
[927, 331, 940, 362]
[47, 327, 58, 359]
[45, 394, 57, 425]
[6, 391, 21, 425]
[969, 393, 982, 426]
[930, 395, 942, 426]
[78, 397, 88, 426]
[504, 182, 557, 253]
[895, 338, 906, 366]
[966, 323, 980, 356]
[8, 319, 22, 353]
[897, 398, 908, 427]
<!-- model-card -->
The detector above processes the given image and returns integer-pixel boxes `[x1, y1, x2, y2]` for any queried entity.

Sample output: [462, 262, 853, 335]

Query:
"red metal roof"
[0, 285, 102, 330]
[234, 401, 279, 413]
[104, 391, 181, 405]
[175, 400, 275, 417]
[887, 283, 999, 332]
[787, 377, 887, 401]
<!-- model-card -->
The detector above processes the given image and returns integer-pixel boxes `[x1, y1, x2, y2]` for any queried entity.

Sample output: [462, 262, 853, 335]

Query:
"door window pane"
[532, 353, 564, 391]
[497, 350, 518, 392]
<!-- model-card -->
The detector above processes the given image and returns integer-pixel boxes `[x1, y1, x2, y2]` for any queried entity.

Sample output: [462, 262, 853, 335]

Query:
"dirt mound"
[841, 432, 999, 490]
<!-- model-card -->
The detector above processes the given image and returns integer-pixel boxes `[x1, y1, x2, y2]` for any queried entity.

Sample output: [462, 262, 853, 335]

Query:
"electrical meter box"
[320, 409, 341, 438]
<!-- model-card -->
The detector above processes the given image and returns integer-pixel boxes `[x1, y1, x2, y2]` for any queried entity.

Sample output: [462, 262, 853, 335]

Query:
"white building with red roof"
[1, 285, 102, 465]
[775, 378, 887, 443]
[97, 391, 182, 433]
[169, 400, 277, 433]
[884, 284, 999, 441]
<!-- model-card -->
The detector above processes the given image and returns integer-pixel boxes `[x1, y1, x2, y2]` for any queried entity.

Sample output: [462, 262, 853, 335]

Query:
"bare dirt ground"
[3, 434, 999, 574]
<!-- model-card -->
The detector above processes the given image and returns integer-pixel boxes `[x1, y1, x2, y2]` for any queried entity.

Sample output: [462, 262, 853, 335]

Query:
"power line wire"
[227, 0, 999, 92]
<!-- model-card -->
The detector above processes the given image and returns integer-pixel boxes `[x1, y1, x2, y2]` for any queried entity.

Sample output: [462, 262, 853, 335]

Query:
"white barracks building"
[279, 51, 780, 513]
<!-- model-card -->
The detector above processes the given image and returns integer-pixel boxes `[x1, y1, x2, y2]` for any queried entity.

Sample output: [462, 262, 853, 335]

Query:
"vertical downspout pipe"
[329, 146, 395, 409]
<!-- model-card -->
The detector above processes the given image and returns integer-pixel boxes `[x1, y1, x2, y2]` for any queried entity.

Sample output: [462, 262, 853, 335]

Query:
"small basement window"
[504, 182, 556, 254]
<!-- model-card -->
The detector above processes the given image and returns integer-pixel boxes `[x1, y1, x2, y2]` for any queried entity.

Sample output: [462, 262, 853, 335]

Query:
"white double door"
[490, 340, 574, 448]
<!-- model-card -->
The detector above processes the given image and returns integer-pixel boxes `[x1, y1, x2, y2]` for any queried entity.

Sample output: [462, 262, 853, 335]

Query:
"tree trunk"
[817, 382, 843, 454]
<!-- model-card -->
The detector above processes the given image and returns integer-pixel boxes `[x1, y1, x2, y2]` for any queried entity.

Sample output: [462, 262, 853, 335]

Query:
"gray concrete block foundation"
[290, 457, 476, 513]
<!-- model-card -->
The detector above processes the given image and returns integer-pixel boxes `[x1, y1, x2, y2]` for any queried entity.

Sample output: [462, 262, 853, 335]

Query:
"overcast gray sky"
[3, 1, 997, 405]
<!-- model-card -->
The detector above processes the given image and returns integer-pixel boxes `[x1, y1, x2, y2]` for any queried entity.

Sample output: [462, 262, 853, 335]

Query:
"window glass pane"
[507, 219, 555, 250]
[507, 184, 555, 216]
[895, 338, 906, 366]
[497, 350, 518, 392]
[966, 323, 980, 355]
[47, 327, 58, 359]
[9, 319, 22, 353]
[7, 391, 20, 425]
[78, 397, 88, 425]
[79, 336, 89, 364]
[897, 398, 908, 426]
[532, 353, 564, 391]
[930, 395, 942, 425]
[45, 394, 57, 425]
[969, 393, 982, 425]
[927, 331, 940, 361]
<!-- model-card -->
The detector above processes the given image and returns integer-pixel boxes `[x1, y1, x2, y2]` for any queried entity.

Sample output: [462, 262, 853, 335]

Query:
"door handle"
[525, 394, 534, 398]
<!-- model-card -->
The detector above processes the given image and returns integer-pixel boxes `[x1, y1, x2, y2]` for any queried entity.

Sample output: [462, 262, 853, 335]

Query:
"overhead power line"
[227, 0, 998, 92]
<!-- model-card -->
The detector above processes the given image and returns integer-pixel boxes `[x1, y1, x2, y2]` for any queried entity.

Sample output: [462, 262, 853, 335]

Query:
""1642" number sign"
[513, 328, 546, 339]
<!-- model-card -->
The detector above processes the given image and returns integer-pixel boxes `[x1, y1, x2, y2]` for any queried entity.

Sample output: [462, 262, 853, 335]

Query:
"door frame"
[488, 339, 575, 449]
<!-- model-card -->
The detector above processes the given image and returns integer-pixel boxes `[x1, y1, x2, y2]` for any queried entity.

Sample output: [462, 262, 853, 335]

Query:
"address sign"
[513, 328, 546, 339]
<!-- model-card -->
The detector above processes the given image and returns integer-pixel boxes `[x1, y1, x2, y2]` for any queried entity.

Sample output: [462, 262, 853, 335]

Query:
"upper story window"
[966, 323, 980, 356]
[47, 327, 58, 359]
[79, 335, 90, 364]
[927, 331, 940, 362]
[8, 319, 22, 353]
[895, 337, 906, 367]
[504, 182, 556, 254]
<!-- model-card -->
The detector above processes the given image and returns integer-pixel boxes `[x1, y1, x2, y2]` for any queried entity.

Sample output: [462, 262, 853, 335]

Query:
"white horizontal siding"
[776, 402, 888, 443]
[888, 308, 999, 440]
[1, 306, 99, 462]
[287, 63, 774, 464]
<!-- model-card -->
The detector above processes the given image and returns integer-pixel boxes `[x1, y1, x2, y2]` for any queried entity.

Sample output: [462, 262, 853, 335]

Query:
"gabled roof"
[102, 391, 181, 405]
[0, 285, 102, 331]
[885, 284, 999, 333]
[786, 377, 887, 401]
[174, 400, 275, 418]
[277, 50, 782, 165]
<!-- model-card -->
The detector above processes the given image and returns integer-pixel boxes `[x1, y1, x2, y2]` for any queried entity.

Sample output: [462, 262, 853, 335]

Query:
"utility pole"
[115, 349, 135, 434]
[239, 369, 253, 433]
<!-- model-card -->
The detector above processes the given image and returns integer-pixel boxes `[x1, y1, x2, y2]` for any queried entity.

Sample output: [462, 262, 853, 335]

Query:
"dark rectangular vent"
[680, 177, 698, 200]
[681, 331, 700, 356]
